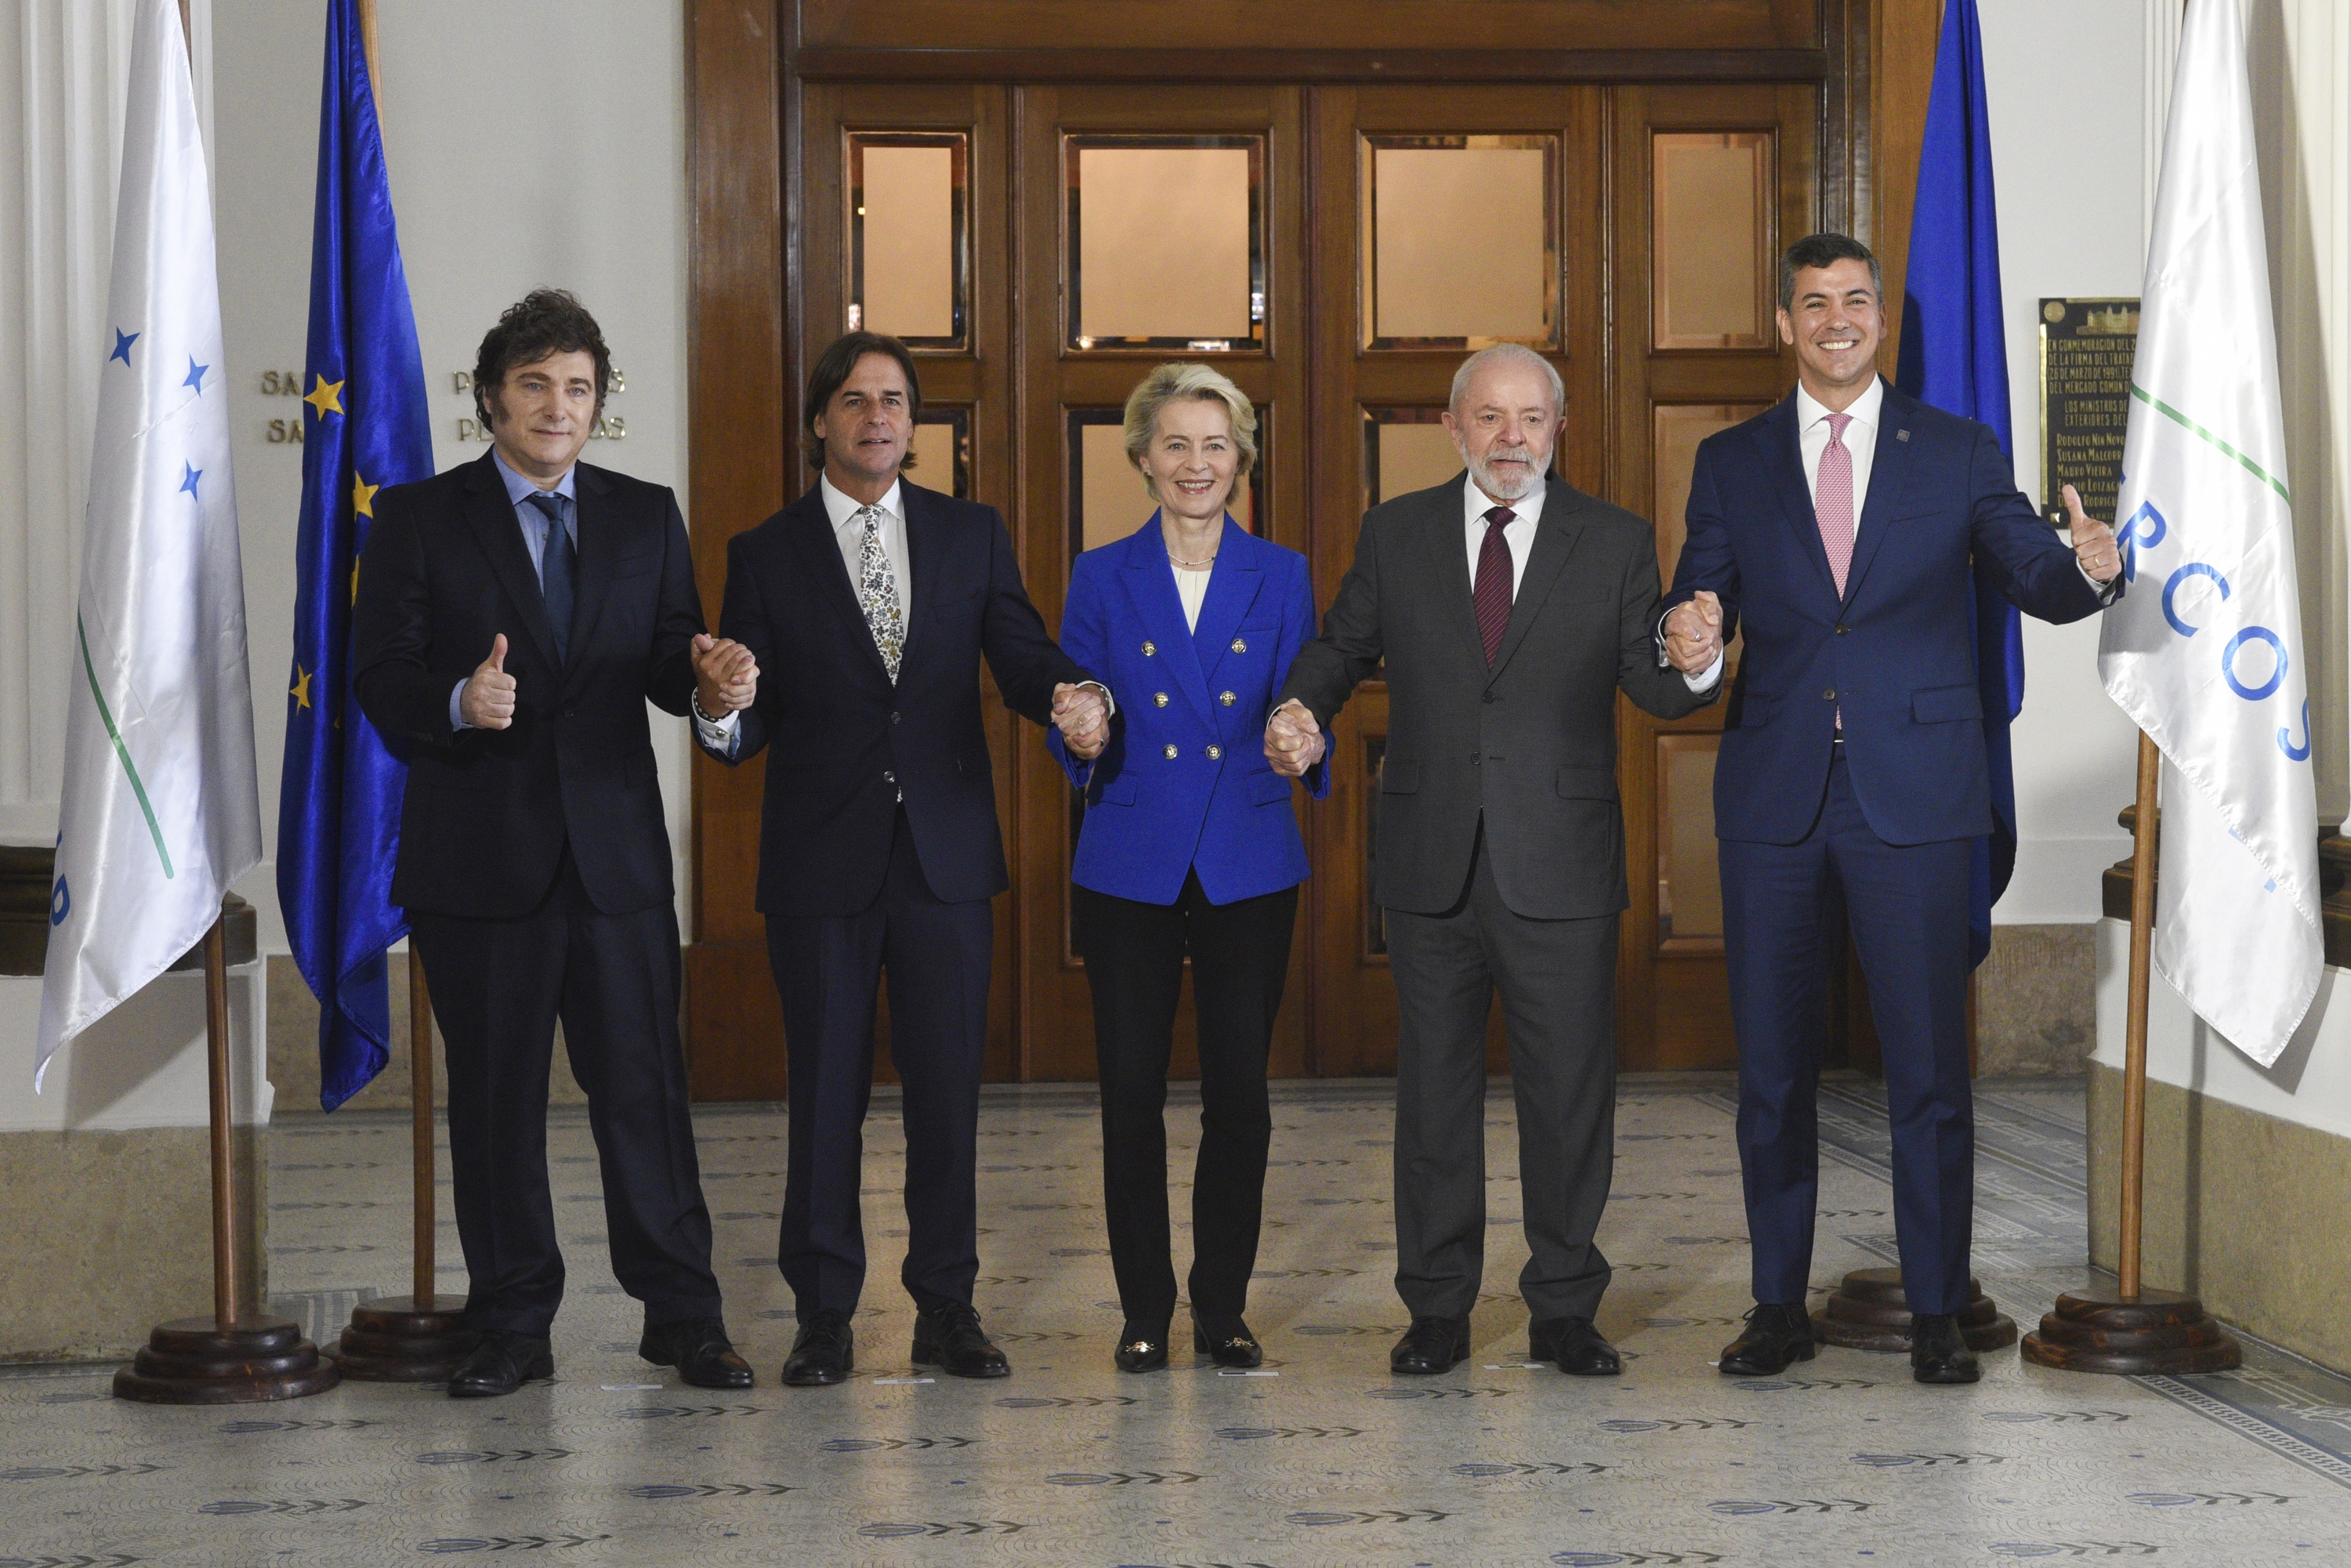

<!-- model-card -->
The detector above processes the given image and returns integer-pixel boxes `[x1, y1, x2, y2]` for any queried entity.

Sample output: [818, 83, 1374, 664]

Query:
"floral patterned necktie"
[856, 504, 904, 683]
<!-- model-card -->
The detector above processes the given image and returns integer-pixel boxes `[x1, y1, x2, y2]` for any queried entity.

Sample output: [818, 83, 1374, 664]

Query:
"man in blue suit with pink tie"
[1659, 234, 2125, 1384]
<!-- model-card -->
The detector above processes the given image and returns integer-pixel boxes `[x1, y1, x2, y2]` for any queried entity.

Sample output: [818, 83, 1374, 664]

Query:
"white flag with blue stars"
[37, 0, 261, 1082]
[2097, 0, 2320, 1067]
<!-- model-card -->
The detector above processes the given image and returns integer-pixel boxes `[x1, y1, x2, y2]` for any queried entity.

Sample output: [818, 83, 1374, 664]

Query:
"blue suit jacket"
[1051, 516, 1327, 905]
[1664, 381, 2116, 847]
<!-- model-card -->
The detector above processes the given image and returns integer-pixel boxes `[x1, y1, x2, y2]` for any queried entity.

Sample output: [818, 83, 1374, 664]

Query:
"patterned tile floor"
[8, 1072, 2351, 1565]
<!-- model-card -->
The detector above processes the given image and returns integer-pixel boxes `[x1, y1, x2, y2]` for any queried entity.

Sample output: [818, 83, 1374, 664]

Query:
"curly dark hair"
[803, 331, 923, 470]
[474, 289, 611, 430]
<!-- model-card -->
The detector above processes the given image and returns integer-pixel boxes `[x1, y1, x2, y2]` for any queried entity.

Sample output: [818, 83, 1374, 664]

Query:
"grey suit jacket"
[1280, 473, 1717, 919]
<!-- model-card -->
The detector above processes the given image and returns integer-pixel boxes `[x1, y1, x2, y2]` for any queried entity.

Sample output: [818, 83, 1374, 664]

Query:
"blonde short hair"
[1121, 362, 1259, 502]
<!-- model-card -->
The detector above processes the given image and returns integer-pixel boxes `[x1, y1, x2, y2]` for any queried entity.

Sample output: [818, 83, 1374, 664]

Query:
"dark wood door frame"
[679, 0, 1940, 1096]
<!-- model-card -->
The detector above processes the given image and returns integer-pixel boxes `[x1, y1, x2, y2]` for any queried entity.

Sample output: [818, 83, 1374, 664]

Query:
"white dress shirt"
[1173, 562, 1212, 632]
[1795, 376, 1883, 518]
[1461, 474, 1544, 597]
[694, 474, 908, 755]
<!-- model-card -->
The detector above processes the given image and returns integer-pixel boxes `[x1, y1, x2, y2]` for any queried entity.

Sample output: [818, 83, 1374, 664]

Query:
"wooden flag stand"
[2020, 733, 2242, 1374]
[114, 918, 341, 1403]
[329, 958, 476, 1379]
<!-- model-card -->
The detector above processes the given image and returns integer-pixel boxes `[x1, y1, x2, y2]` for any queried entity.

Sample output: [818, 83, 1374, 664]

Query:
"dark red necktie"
[1473, 506, 1516, 664]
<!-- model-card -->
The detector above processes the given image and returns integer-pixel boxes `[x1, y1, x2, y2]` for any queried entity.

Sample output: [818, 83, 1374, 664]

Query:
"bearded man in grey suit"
[1266, 344, 1718, 1376]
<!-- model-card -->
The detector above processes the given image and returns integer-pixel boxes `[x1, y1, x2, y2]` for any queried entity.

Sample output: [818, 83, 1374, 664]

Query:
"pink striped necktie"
[1817, 410, 1855, 596]
[1473, 506, 1515, 664]
[1817, 411, 1853, 733]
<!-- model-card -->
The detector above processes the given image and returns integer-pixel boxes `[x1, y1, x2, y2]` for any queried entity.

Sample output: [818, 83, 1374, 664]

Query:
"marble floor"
[8, 1073, 2351, 1566]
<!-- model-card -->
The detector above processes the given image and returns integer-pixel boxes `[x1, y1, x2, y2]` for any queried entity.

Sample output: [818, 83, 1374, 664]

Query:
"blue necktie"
[524, 490, 575, 664]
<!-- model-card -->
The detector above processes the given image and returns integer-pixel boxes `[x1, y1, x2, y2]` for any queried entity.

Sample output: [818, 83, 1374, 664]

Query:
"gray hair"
[1447, 343, 1563, 418]
[1122, 362, 1259, 500]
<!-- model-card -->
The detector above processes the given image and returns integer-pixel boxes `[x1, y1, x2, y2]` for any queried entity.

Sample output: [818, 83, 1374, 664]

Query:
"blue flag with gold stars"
[277, 0, 432, 1110]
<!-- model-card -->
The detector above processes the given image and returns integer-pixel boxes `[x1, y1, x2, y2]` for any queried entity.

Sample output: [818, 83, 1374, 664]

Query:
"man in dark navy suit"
[1658, 236, 2124, 1383]
[697, 332, 1108, 1386]
[354, 291, 752, 1398]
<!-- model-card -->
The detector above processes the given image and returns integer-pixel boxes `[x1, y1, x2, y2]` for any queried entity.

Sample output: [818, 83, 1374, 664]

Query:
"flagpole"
[2117, 730, 2160, 1299]
[2020, 729, 2239, 1374]
[204, 919, 240, 1325]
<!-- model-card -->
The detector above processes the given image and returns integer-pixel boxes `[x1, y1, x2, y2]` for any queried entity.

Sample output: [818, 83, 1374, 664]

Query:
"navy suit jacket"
[1050, 516, 1327, 907]
[1664, 380, 2116, 848]
[704, 478, 1089, 916]
[353, 453, 703, 919]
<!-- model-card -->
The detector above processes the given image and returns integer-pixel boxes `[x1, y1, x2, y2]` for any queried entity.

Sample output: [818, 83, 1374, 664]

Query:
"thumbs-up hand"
[691, 632, 759, 715]
[461, 633, 517, 730]
[2065, 484, 2121, 583]
[1663, 590, 1725, 673]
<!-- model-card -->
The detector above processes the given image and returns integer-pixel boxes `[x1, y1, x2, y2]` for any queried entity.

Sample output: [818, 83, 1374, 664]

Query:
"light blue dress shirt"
[449, 448, 578, 732]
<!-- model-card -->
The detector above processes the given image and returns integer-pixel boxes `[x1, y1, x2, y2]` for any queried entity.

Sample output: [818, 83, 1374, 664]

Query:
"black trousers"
[766, 809, 994, 1316]
[409, 850, 723, 1338]
[1074, 871, 1300, 1323]
[1382, 825, 1620, 1323]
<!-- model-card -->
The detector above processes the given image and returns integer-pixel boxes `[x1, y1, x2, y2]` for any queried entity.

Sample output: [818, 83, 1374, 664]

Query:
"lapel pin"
[1896, 429, 1911, 442]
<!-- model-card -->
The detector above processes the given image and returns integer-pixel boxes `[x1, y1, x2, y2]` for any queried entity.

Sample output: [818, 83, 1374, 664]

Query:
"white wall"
[210, 0, 693, 952]
[1980, 0, 2150, 922]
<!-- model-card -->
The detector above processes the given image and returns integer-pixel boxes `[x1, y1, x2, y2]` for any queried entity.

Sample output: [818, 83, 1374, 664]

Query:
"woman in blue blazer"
[1050, 364, 1328, 1373]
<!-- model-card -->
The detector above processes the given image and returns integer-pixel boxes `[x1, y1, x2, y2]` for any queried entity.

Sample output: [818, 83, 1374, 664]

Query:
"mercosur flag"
[2098, 0, 2320, 1066]
[37, 0, 262, 1083]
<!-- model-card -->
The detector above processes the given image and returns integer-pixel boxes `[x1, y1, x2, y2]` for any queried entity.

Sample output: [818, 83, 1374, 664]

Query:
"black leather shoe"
[639, 1316, 754, 1389]
[1193, 1314, 1263, 1369]
[1114, 1318, 1172, 1373]
[780, 1309, 855, 1387]
[1718, 1302, 1817, 1376]
[1389, 1316, 1470, 1375]
[1910, 1312, 1982, 1385]
[1529, 1316, 1621, 1376]
[911, 1302, 1011, 1379]
[446, 1332, 553, 1399]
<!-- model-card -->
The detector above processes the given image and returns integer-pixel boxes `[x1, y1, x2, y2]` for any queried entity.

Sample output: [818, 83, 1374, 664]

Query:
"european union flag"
[1896, 0, 2019, 971]
[277, 0, 433, 1110]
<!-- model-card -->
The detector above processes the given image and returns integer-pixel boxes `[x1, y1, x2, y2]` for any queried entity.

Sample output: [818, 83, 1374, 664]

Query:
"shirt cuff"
[1684, 650, 1726, 693]
[2082, 561, 2121, 602]
[449, 679, 470, 733]
[692, 700, 741, 758]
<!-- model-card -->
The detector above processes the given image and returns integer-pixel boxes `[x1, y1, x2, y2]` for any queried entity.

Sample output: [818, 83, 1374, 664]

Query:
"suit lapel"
[1488, 477, 1588, 678]
[898, 480, 946, 668]
[1428, 476, 1491, 670]
[563, 465, 618, 686]
[1193, 518, 1266, 690]
[1764, 393, 1842, 603]
[1838, 382, 1914, 607]
[1117, 517, 1215, 724]
[782, 486, 892, 682]
[462, 454, 561, 671]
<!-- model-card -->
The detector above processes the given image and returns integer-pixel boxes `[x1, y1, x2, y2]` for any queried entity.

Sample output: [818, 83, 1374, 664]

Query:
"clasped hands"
[1263, 699, 1325, 778]
[1053, 683, 1110, 761]
[1662, 592, 1726, 676]
[691, 633, 759, 719]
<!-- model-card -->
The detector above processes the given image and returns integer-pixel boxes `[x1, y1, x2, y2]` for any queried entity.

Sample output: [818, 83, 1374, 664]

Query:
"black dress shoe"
[1718, 1302, 1817, 1376]
[1114, 1318, 1172, 1373]
[1910, 1312, 1982, 1385]
[780, 1309, 855, 1387]
[446, 1332, 553, 1399]
[1389, 1316, 1470, 1375]
[1193, 1314, 1263, 1370]
[1529, 1316, 1621, 1376]
[639, 1316, 754, 1389]
[911, 1302, 1011, 1379]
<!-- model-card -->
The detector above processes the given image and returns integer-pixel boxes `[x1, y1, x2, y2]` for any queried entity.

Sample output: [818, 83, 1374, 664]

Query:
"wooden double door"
[682, 19, 1890, 1095]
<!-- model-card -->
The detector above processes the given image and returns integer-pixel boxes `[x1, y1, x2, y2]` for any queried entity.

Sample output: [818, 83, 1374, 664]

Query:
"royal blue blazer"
[1050, 516, 1328, 906]
[1662, 381, 2117, 848]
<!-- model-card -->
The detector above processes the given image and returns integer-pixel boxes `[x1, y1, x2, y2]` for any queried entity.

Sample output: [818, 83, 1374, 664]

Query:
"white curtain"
[0, 0, 209, 844]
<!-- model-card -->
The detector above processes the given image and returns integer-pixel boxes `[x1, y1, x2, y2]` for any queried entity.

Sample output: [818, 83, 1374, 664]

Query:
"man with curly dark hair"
[353, 290, 756, 1398]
